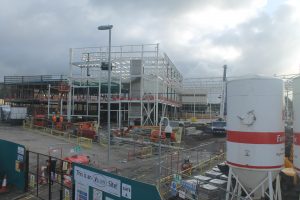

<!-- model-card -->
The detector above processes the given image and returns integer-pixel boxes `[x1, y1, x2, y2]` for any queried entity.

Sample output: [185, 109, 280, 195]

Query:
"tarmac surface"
[0, 124, 226, 199]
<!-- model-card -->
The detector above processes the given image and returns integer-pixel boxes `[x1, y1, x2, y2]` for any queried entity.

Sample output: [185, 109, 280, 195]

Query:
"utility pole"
[220, 65, 227, 119]
[223, 65, 227, 82]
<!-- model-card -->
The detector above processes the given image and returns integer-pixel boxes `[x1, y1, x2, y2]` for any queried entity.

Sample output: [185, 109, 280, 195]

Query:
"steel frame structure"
[275, 73, 299, 122]
[3, 75, 68, 116]
[181, 77, 224, 119]
[181, 74, 299, 120]
[67, 44, 183, 127]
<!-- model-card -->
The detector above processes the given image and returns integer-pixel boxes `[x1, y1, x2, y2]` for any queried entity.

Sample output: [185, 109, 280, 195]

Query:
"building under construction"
[67, 44, 183, 127]
[2, 44, 226, 127]
[3, 75, 69, 116]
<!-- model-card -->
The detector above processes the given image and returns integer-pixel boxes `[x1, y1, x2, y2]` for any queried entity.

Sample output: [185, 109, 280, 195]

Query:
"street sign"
[170, 181, 177, 197]
[171, 181, 177, 191]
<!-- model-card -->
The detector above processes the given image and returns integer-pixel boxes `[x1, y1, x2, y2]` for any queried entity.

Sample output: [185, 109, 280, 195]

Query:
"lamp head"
[98, 25, 113, 30]
[164, 125, 172, 134]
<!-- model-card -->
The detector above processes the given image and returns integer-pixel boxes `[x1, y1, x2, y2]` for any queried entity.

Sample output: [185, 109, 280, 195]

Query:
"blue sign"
[170, 181, 178, 197]
[181, 180, 197, 194]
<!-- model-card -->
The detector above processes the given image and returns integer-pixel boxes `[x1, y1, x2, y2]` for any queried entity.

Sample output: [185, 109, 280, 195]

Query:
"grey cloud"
[206, 3, 300, 76]
[0, 0, 297, 82]
[88, 0, 257, 16]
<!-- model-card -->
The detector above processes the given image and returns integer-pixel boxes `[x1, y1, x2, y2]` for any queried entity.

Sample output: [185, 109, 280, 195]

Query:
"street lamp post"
[158, 117, 172, 189]
[98, 24, 113, 163]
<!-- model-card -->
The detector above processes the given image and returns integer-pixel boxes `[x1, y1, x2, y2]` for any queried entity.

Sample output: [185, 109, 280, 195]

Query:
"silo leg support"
[268, 172, 274, 200]
[237, 184, 242, 199]
[261, 183, 265, 198]
[225, 167, 232, 200]
[275, 175, 282, 200]
[231, 181, 239, 200]
[246, 176, 268, 199]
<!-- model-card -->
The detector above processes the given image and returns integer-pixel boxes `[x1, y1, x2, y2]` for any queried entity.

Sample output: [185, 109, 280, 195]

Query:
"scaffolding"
[3, 75, 68, 116]
[182, 74, 299, 121]
[275, 73, 299, 122]
[67, 44, 183, 127]
[181, 74, 299, 120]
[3, 54, 297, 126]
[181, 77, 224, 119]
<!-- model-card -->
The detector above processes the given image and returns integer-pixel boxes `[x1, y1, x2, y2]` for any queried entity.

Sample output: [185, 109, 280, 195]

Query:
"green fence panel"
[0, 139, 26, 190]
[73, 163, 161, 200]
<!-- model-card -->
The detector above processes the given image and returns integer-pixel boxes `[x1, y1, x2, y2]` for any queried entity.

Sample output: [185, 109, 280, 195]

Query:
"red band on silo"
[227, 131, 285, 144]
[227, 161, 284, 169]
[294, 133, 300, 145]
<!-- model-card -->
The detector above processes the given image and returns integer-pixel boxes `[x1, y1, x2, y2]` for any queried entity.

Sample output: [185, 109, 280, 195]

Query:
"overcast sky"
[0, 0, 299, 81]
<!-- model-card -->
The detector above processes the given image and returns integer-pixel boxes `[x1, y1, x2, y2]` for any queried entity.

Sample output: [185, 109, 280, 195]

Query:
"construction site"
[0, 43, 299, 200]
[3, 44, 222, 125]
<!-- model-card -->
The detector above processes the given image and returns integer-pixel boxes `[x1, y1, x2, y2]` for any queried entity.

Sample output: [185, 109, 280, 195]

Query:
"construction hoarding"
[0, 139, 27, 190]
[73, 163, 161, 200]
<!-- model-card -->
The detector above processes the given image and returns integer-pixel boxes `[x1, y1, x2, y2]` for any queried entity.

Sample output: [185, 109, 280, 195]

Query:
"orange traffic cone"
[39, 166, 47, 184]
[0, 175, 8, 193]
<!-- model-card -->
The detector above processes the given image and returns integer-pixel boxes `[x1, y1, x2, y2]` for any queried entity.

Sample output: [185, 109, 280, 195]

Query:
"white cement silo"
[226, 75, 284, 200]
[292, 77, 300, 176]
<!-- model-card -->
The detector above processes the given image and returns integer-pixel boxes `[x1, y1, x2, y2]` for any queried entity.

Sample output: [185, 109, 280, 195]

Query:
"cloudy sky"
[0, 0, 300, 80]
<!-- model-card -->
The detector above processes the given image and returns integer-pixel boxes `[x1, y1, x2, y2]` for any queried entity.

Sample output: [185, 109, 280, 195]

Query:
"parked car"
[206, 121, 226, 137]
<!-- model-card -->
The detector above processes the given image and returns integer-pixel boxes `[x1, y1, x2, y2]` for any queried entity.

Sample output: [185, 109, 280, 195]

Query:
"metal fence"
[159, 141, 226, 200]
[26, 151, 73, 200]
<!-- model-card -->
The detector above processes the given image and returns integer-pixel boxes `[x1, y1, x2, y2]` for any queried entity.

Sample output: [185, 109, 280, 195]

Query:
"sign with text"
[121, 183, 131, 199]
[73, 163, 161, 200]
[74, 166, 121, 197]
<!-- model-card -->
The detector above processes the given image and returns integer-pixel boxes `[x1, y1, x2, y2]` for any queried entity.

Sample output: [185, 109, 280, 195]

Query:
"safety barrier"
[138, 146, 153, 159]
[192, 153, 225, 174]
[77, 137, 93, 149]
[158, 153, 226, 199]
[127, 150, 136, 161]
[23, 120, 94, 150]
[159, 153, 226, 185]
[127, 146, 153, 161]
